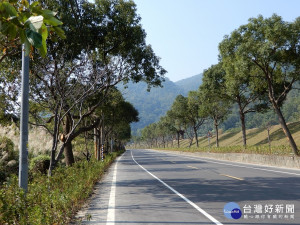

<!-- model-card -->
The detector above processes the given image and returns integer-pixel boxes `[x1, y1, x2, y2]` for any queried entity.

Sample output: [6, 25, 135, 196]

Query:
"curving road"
[76, 149, 300, 225]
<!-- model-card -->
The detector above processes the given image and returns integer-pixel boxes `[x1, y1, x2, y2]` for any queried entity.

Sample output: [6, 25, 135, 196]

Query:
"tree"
[0, 0, 64, 126]
[166, 95, 188, 148]
[7, 0, 166, 169]
[219, 14, 300, 155]
[1, 0, 65, 190]
[156, 116, 175, 148]
[99, 88, 139, 150]
[186, 91, 206, 147]
[208, 58, 268, 147]
[200, 64, 232, 147]
[141, 123, 157, 148]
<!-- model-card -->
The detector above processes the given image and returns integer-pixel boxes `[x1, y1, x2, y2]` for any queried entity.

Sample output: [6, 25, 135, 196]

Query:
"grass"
[0, 124, 52, 155]
[0, 151, 123, 225]
[152, 121, 300, 156]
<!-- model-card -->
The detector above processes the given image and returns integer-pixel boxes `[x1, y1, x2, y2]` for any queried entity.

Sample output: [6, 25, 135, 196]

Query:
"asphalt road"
[76, 149, 300, 225]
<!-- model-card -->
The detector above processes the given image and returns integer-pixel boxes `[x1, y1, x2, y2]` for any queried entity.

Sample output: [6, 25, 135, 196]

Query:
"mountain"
[175, 74, 203, 94]
[118, 74, 203, 135]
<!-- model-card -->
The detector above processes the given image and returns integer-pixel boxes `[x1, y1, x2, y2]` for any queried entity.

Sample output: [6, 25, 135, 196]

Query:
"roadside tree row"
[139, 14, 300, 156]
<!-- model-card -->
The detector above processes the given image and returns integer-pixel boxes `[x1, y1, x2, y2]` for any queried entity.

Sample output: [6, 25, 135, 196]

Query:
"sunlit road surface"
[77, 149, 300, 225]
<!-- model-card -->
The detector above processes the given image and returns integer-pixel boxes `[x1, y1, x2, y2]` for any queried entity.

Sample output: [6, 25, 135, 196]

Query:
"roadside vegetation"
[0, 151, 123, 224]
[144, 122, 299, 156]
[0, 0, 165, 224]
[0, 0, 164, 178]
[135, 14, 300, 156]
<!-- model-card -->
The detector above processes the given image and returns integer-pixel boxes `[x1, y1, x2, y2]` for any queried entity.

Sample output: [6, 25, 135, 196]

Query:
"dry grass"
[0, 124, 52, 156]
[162, 121, 300, 155]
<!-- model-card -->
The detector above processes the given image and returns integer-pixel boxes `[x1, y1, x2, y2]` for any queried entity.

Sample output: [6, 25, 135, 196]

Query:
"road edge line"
[106, 153, 123, 225]
[131, 150, 223, 225]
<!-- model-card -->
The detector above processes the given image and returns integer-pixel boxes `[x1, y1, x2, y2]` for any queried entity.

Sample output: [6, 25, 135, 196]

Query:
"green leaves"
[44, 16, 63, 27]
[1, 2, 18, 17]
[52, 26, 66, 39]
[41, 9, 57, 19]
[0, 22, 17, 39]
[39, 24, 48, 57]
[25, 29, 42, 48]
[24, 16, 43, 53]
[0, 1, 65, 57]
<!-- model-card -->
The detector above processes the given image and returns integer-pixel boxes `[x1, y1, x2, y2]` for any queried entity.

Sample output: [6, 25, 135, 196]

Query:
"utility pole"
[110, 137, 113, 153]
[94, 126, 98, 159]
[19, 34, 30, 191]
[100, 113, 104, 161]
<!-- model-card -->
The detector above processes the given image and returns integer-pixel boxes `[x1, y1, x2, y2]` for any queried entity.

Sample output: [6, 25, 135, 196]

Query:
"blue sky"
[134, 0, 300, 82]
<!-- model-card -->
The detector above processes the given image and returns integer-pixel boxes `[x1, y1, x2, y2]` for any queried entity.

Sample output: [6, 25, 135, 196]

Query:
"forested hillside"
[120, 71, 300, 136]
[118, 74, 203, 134]
[175, 74, 203, 94]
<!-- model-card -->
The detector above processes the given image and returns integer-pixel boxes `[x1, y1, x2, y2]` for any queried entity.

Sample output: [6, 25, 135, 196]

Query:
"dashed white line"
[131, 150, 223, 225]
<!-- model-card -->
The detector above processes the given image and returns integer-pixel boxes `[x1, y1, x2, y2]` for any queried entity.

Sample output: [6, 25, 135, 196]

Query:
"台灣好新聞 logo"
[224, 202, 242, 219]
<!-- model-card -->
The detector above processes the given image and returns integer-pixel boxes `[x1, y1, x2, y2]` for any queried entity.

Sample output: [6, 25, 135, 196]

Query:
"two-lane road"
[77, 149, 300, 224]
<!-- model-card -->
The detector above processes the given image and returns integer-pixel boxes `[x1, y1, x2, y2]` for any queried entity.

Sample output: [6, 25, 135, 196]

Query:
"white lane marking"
[149, 150, 300, 177]
[106, 155, 122, 225]
[131, 150, 223, 225]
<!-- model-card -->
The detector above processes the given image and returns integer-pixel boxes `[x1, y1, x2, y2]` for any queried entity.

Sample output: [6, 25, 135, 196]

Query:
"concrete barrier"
[155, 149, 300, 169]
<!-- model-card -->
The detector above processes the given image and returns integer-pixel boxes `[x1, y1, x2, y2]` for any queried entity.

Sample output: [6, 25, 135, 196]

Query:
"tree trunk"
[177, 131, 180, 148]
[84, 131, 88, 158]
[64, 141, 74, 166]
[84, 119, 89, 158]
[273, 104, 299, 155]
[188, 138, 193, 148]
[194, 126, 199, 148]
[111, 137, 113, 153]
[214, 119, 219, 148]
[267, 127, 271, 152]
[63, 115, 75, 166]
[264, 72, 298, 155]
[236, 97, 247, 147]
[49, 106, 59, 176]
[239, 110, 247, 148]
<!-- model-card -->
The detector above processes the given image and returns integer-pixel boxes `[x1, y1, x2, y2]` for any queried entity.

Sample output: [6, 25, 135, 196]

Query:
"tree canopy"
[137, 14, 300, 156]
[219, 14, 300, 155]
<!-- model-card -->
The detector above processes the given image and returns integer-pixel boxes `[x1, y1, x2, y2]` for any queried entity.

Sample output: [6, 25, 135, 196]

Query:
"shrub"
[29, 155, 51, 175]
[0, 136, 18, 183]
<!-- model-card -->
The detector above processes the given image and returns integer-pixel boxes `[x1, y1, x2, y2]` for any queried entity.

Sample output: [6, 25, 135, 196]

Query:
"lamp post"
[19, 35, 30, 191]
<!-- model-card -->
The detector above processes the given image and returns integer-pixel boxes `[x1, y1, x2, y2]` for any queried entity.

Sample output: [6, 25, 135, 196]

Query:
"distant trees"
[186, 91, 206, 147]
[138, 14, 300, 156]
[100, 89, 139, 150]
[199, 64, 232, 147]
[165, 95, 188, 148]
